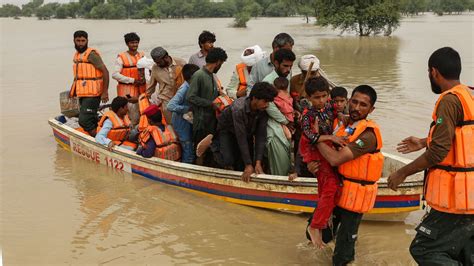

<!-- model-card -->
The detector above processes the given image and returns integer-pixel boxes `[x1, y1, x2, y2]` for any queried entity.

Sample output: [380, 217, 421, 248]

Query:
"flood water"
[1, 14, 473, 265]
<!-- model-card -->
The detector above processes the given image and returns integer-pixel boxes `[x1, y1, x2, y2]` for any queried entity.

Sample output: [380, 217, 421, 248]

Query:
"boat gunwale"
[48, 118, 424, 189]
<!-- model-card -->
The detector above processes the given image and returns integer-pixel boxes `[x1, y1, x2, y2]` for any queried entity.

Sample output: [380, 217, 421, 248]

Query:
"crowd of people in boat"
[68, 29, 473, 265]
[69, 30, 360, 180]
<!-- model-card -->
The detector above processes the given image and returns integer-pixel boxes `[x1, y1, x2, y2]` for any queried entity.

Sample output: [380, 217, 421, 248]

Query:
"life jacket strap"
[77, 77, 102, 80]
[342, 176, 376, 186]
[432, 165, 474, 172]
[459, 120, 474, 126]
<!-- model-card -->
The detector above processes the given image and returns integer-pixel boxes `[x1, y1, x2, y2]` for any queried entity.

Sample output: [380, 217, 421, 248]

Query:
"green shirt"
[186, 67, 219, 133]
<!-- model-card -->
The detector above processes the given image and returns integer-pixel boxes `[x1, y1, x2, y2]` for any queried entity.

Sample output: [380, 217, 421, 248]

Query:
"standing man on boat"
[186, 47, 228, 166]
[388, 47, 473, 265]
[69, 30, 110, 137]
[147, 46, 186, 125]
[188, 30, 216, 69]
[262, 48, 296, 176]
[112, 32, 146, 126]
[307, 85, 383, 266]
[247, 33, 294, 88]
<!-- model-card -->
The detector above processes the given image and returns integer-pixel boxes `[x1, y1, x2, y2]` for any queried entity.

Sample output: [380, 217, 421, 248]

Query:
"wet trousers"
[321, 206, 363, 266]
[409, 209, 474, 266]
[310, 163, 339, 229]
[79, 96, 100, 132]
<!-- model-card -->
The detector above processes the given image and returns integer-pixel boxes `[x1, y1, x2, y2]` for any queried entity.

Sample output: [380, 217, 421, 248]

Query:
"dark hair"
[111, 96, 128, 113]
[273, 77, 289, 90]
[305, 76, 330, 96]
[124, 32, 140, 44]
[182, 64, 200, 81]
[198, 30, 216, 48]
[148, 110, 163, 123]
[272, 33, 294, 49]
[249, 82, 278, 101]
[274, 48, 295, 64]
[73, 30, 88, 39]
[352, 85, 377, 106]
[428, 47, 461, 80]
[205, 47, 227, 63]
[330, 86, 348, 99]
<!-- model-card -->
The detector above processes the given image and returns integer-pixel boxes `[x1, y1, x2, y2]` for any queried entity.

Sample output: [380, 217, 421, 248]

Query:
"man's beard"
[75, 44, 88, 53]
[430, 74, 442, 94]
[276, 68, 288, 78]
[213, 64, 221, 73]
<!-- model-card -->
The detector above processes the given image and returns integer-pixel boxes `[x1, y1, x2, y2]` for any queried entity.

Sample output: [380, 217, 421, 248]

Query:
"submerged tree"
[315, 0, 401, 36]
[233, 11, 250, 27]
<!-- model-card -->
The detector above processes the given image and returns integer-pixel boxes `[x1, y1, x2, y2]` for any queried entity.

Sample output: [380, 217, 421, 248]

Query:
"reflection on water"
[1, 14, 473, 265]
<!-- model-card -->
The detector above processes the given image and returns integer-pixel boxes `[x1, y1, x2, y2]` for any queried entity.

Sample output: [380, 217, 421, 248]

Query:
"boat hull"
[50, 118, 423, 220]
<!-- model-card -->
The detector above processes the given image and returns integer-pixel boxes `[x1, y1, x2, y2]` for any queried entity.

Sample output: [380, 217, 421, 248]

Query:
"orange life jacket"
[212, 75, 233, 116]
[138, 93, 151, 132]
[70, 47, 104, 98]
[236, 63, 247, 92]
[117, 51, 146, 97]
[425, 84, 474, 214]
[334, 119, 384, 213]
[137, 93, 167, 132]
[139, 125, 181, 161]
[97, 111, 132, 145]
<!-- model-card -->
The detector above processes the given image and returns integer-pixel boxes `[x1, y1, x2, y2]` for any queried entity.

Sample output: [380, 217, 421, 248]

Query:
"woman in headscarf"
[225, 45, 265, 99]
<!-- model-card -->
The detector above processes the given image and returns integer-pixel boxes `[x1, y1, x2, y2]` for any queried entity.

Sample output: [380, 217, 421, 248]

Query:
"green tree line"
[1, 0, 473, 33]
[0, 0, 304, 20]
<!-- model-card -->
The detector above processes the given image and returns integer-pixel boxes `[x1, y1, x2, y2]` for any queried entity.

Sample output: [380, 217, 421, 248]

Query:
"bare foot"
[307, 227, 326, 249]
[196, 134, 213, 157]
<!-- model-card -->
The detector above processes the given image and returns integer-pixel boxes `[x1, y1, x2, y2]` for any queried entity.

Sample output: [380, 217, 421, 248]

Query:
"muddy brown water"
[1, 14, 473, 265]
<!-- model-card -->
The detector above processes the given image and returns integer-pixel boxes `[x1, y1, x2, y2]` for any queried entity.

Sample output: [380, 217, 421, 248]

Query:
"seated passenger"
[167, 63, 200, 164]
[96, 96, 138, 151]
[136, 105, 181, 160]
[197, 82, 278, 182]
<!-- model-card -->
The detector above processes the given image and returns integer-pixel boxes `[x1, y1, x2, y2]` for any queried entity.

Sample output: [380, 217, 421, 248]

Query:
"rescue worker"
[136, 105, 181, 161]
[69, 30, 110, 137]
[95, 96, 137, 151]
[388, 47, 473, 265]
[307, 85, 383, 265]
[225, 45, 265, 99]
[112, 32, 146, 125]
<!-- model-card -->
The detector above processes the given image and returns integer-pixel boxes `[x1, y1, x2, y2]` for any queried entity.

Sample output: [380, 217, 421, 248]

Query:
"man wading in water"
[388, 47, 473, 265]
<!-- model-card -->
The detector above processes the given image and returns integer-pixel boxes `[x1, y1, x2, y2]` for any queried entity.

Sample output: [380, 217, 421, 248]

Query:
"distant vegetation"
[1, 0, 473, 32]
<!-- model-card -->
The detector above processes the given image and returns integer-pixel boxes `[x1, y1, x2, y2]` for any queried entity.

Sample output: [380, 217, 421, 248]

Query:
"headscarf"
[241, 45, 266, 67]
[298, 54, 320, 71]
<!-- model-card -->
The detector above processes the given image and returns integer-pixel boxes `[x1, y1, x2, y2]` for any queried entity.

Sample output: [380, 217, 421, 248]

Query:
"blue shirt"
[167, 81, 193, 142]
[95, 119, 113, 146]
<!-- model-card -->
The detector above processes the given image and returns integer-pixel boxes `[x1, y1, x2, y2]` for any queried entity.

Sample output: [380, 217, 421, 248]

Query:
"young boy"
[330, 86, 348, 128]
[299, 76, 346, 249]
[167, 64, 200, 163]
